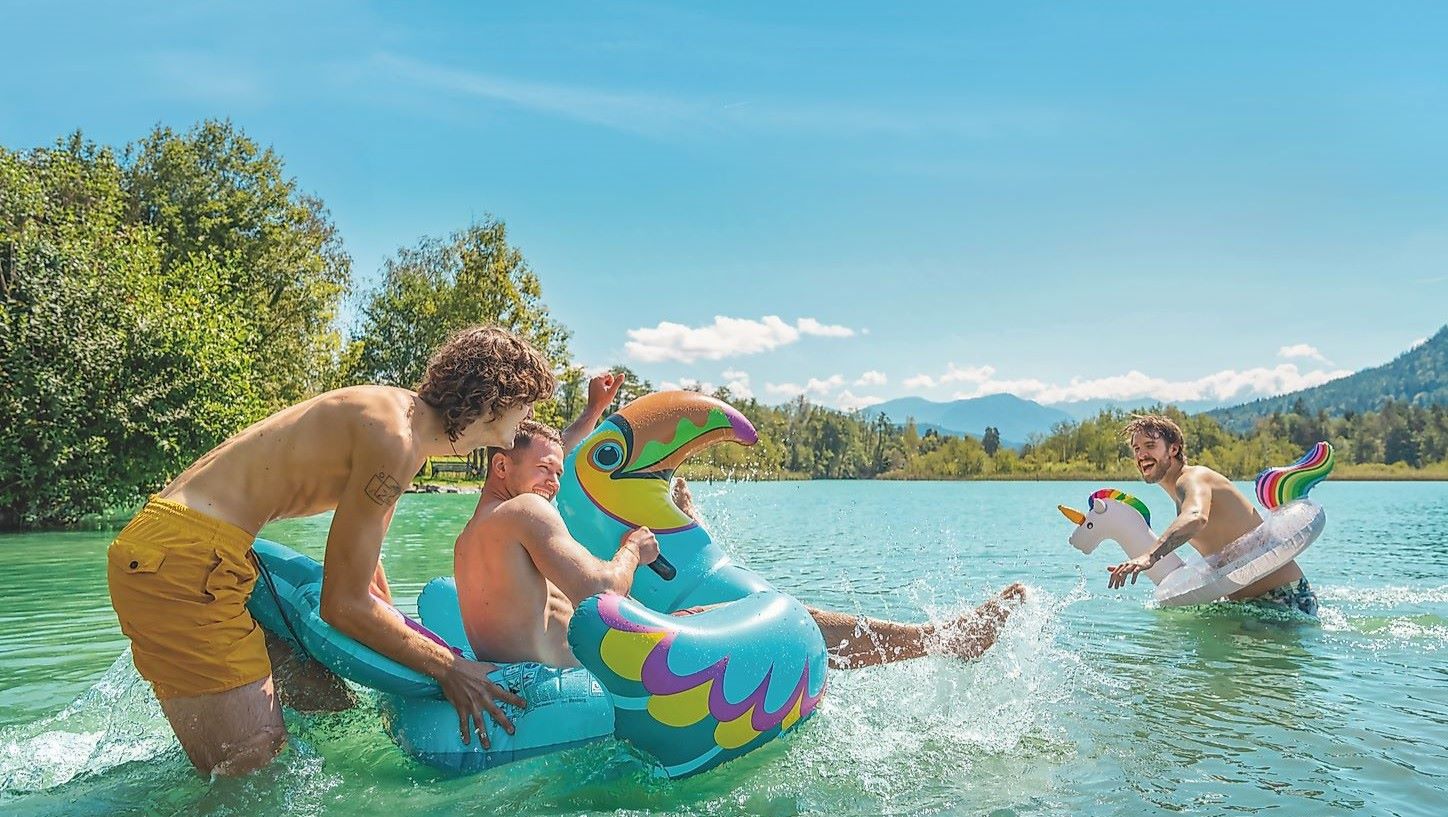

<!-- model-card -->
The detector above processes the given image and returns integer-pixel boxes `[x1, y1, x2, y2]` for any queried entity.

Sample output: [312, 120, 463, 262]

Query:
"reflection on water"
[1, 481, 1445, 816]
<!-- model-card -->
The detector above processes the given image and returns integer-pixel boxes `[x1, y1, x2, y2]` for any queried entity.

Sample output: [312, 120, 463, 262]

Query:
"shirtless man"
[455, 373, 1027, 672]
[1105, 414, 1318, 615]
[107, 326, 553, 777]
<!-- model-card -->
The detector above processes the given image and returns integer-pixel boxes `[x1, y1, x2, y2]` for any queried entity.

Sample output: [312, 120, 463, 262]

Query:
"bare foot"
[929, 582, 1027, 661]
[671, 478, 700, 522]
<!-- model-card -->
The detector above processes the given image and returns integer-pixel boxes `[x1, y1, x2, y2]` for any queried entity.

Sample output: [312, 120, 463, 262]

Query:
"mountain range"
[1208, 325, 1447, 431]
[865, 325, 1446, 441]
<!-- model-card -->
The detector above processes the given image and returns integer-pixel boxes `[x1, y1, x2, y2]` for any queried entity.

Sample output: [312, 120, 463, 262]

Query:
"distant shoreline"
[413, 472, 1447, 491]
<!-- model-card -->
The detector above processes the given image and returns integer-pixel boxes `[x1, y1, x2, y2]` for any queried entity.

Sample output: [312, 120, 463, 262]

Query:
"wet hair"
[486, 420, 564, 476]
[416, 326, 556, 442]
[1122, 414, 1187, 463]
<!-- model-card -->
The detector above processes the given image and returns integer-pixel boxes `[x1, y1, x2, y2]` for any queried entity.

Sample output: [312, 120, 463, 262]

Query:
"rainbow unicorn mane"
[1255, 442, 1335, 510]
[1088, 488, 1150, 527]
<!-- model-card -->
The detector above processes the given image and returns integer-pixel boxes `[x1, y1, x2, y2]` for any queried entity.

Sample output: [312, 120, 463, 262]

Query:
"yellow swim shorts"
[107, 497, 269, 699]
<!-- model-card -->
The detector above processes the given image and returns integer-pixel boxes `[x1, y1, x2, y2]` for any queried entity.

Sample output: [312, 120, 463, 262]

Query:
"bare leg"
[670, 478, 1026, 668]
[158, 675, 288, 777]
[810, 583, 1025, 669]
[264, 629, 358, 713]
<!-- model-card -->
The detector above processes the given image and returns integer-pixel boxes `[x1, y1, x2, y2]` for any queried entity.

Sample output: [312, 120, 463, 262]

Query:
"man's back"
[160, 385, 419, 534]
[455, 496, 580, 667]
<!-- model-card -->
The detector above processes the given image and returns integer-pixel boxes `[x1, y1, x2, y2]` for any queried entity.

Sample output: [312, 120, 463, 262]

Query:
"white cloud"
[855, 370, 887, 386]
[660, 377, 713, 393]
[939, 363, 996, 384]
[836, 390, 885, 411]
[765, 374, 846, 397]
[625, 316, 856, 363]
[1277, 344, 1330, 364]
[904, 373, 937, 389]
[943, 364, 1352, 404]
[904, 362, 997, 390]
[721, 369, 754, 400]
[797, 317, 856, 338]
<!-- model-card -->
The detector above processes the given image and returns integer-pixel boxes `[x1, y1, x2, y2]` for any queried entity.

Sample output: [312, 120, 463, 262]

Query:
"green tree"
[982, 426, 1001, 457]
[902, 418, 920, 460]
[123, 120, 351, 408]
[350, 218, 571, 391]
[1, 139, 263, 528]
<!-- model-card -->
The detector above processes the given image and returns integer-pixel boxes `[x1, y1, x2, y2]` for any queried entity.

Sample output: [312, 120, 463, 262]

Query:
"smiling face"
[495, 438, 564, 500]
[1130, 430, 1178, 484]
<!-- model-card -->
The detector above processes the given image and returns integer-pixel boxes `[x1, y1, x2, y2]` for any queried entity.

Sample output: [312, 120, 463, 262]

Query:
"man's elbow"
[579, 570, 631, 601]
[320, 597, 371, 637]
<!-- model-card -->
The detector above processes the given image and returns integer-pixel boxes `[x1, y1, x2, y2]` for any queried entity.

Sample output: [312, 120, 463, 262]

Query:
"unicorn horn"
[1058, 505, 1086, 525]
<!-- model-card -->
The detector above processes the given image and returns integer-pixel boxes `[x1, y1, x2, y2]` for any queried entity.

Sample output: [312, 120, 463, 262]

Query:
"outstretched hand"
[587, 372, 626, 412]
[1107, 553, 1158, 589]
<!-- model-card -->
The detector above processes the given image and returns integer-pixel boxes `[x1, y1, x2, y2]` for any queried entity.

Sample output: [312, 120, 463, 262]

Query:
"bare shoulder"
[495, 492, 559, 525]
[1184, 464, 1232, 487]
[313, 386, 416, 448]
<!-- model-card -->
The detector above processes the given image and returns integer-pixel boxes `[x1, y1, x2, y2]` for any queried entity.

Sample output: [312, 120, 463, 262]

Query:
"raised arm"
[508, 493, 658, 606]
[1107, 471, 1213, 589]
[561, 372, 625, 454]
[318, 435, 522, 747]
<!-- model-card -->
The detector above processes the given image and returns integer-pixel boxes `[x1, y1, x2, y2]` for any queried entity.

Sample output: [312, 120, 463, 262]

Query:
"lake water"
[1, 481, 1444, 816]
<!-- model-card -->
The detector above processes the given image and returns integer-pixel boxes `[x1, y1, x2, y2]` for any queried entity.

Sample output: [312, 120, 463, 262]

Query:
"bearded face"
[1130, 431, 1177, 484]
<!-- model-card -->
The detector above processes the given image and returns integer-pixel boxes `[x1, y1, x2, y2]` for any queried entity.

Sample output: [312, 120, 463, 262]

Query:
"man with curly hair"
[107, 326, 556, 777]
[1105, 414, 1317, 615]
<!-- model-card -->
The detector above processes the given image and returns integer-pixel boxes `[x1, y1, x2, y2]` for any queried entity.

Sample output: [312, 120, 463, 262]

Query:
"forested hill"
[1209, 326, 1448, 431]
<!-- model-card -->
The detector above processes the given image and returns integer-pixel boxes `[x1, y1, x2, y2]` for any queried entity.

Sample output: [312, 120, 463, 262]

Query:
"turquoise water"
[2, 481, 1444, 816]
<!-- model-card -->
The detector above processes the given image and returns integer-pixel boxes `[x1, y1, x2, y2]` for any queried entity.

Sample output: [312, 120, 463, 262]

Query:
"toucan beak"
[1058, 505, 1086, 525]
[612, 390, 758, 477]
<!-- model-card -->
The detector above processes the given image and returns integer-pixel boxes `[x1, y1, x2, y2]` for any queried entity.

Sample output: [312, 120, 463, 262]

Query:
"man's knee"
[208, 725, 288, 777]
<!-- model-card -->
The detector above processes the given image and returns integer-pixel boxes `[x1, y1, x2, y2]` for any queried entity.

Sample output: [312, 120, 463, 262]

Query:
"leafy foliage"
[123, 120, 351, 408]
[1, 138, 264, 527]
[348, 218, 570, 389]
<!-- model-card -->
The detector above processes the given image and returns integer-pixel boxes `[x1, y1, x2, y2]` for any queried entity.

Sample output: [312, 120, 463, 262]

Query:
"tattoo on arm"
[364, 471, 403, 506]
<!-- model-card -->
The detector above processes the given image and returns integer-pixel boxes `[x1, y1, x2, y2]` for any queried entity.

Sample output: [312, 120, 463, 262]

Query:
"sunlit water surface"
[2, 481, 1444, 816]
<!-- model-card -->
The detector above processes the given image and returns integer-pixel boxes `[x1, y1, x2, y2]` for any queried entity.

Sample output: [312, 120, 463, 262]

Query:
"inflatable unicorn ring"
[1058, 442, 1333, 607]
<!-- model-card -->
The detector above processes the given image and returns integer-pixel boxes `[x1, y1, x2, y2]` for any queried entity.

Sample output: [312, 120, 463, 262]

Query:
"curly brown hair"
[417, 326, 557, 441]
[1122, 414, 1187, 462]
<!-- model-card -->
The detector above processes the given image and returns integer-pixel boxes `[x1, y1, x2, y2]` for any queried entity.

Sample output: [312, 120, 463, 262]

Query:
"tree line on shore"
[675, 394, 1448, 482]
[3, 121, 1443, 528]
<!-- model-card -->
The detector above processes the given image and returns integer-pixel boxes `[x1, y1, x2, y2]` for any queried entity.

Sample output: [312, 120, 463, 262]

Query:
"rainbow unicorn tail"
[1255, 442, 1335, 510]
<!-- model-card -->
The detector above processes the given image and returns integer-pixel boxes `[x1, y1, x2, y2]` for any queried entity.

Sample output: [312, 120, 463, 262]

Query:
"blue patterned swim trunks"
[1248, 577, 1319, 616]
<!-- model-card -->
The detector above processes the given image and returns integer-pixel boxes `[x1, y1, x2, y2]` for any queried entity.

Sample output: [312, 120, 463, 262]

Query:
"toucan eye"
[591, 441, 624, 471]
[1086, 522, 1094, 529]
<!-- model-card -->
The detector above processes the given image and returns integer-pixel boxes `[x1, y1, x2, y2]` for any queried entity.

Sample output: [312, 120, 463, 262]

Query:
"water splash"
[1315, 584, 1448, 606]
[0, 649, 175, 794]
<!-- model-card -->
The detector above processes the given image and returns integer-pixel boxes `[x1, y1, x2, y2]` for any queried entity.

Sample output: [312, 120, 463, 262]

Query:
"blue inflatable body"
[246, 391, 828, 779]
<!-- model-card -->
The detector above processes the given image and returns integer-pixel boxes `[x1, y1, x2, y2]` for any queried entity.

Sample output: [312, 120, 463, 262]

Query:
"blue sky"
[4, 2, 1445, 410]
